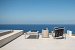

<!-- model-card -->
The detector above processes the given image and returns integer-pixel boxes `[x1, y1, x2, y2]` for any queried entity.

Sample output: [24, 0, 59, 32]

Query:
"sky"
[0, 0, 75, 24]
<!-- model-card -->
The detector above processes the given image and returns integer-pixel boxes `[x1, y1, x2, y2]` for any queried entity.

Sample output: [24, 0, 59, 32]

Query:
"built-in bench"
[0, 30, 24, 48]
[0, 30, 13, 37]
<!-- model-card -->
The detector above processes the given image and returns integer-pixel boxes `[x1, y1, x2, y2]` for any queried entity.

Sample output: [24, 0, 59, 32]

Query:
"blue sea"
[0, 24, 75, 34]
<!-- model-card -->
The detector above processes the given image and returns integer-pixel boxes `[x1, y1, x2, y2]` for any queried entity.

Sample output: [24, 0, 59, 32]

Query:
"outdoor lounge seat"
[53, 27, 66, 39]
[25, 30, 39, 39]
[58, 27, 64, 36]
[54, 28, 59, 37]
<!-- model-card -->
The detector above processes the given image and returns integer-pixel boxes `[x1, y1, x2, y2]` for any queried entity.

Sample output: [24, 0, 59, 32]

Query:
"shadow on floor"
[0, 34, 23, 48]
[26, 35, 39, 39]
[54, 37, 66, 39]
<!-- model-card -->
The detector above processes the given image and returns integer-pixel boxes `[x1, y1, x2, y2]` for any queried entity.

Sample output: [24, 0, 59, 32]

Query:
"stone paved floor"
[0, 34, 75, 50]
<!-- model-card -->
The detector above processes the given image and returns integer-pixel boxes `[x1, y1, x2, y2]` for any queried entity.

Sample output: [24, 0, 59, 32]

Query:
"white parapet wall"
[0, 30, 24, 47]
[69, 31, 72, 36]
[67, 30, 72, 36]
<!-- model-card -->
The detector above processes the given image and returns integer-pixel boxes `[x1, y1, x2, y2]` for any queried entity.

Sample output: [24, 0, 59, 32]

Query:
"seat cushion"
[31, 30, 37, 32]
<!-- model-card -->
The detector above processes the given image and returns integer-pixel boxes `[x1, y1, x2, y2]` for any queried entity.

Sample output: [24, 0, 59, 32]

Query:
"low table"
[42, 30, 49, 38]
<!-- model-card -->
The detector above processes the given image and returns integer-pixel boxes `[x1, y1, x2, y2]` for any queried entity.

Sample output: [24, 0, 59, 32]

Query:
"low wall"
[0, 30, 24, 48]
[67, 30, 72, 36]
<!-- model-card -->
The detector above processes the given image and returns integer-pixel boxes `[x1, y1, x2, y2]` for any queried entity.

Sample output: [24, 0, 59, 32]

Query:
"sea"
[0, 24, 75, 34]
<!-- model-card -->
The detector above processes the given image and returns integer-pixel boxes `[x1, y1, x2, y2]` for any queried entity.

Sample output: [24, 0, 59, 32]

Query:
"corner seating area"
[25, 27, 65, 39]
[0, 27, 65, 47]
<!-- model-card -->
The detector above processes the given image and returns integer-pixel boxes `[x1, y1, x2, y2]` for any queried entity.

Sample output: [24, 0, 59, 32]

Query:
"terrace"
[0, 32, 75, 50]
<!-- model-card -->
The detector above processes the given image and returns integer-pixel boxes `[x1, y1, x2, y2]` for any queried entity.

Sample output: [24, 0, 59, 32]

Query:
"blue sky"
[0, 0, 75, 24]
